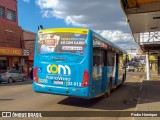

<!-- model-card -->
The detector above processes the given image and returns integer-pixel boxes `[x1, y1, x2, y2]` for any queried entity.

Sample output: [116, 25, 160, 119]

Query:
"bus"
[33, 28, 127, 99]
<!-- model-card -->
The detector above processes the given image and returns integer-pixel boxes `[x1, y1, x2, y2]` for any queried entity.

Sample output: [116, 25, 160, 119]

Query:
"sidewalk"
[134, 73, 160, 120]
[149, 71, 160, 80]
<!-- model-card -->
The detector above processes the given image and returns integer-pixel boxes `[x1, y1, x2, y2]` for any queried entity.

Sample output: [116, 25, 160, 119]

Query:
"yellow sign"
[149, 55, 157, 61]
[0, 47, 22, 56]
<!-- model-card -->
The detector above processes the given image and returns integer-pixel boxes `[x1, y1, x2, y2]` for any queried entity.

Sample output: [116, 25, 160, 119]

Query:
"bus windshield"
[37, 32, 87, 56]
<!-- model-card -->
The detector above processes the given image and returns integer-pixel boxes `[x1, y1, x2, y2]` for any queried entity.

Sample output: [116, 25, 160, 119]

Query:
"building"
[127, 49, 138, 60]
[22, 30, 35, 77]
[0, 0, 36, 77]
[0, 0, 18, 25]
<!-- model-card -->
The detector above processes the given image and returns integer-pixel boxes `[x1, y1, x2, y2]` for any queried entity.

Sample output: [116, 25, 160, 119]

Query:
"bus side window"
[103, 50, 107, 66]
[93, 47, 103, 66]
[107, 50, 115, 66]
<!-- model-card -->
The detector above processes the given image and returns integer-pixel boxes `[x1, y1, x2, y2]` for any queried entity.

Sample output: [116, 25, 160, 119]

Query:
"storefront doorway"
[0, 57, 8, 70]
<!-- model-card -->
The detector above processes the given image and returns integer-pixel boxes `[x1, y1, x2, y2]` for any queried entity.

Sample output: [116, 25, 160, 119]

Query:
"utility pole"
[146, 51, 150, 80]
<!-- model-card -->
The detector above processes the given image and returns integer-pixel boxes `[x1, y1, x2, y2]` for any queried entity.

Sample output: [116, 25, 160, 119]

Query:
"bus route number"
[67, 82, 81, 86]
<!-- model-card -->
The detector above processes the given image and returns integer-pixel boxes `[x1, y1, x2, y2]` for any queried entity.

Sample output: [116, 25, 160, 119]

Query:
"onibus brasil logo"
[47, 64, 71, 75]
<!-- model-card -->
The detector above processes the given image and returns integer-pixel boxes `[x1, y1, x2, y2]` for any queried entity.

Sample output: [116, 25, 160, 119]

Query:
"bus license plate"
[53, 81, 63, 85]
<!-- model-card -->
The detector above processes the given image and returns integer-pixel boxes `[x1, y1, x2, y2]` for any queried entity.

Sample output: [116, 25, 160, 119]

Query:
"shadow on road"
[138, 80, 160, 105]
[0, 99, 14, 101]
[58, 81, 141, 110]
[0, 79, 32, 86]
[58, 79, 160, 111]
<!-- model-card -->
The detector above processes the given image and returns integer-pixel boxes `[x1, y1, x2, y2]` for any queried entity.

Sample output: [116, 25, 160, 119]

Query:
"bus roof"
[38, 28, 127, 54]
[38, 28, 89, 34]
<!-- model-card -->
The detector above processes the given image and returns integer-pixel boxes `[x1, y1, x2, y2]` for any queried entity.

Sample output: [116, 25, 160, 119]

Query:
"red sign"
[46, 39, 56, 47]
[102, 43, 108, 49]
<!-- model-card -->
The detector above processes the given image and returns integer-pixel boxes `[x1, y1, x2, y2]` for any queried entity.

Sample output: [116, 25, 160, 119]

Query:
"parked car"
[0, 69, 26, 83]
[126, 66, 136, 72]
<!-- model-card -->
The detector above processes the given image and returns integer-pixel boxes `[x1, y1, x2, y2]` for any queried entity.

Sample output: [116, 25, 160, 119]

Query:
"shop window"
[0, 6, 5, 18]
[7, 9, 16, 21]
[0, 58, 8, 70]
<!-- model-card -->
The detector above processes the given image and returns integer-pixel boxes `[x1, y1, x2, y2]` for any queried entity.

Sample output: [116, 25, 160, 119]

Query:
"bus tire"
[122, 73, 125, 83]
[101, 92, 108, 98]
[107, 80, 112, 97]
[101, 78, 112, 98]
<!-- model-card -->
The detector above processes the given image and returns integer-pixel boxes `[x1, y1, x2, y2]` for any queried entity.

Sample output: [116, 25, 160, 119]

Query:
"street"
[0, 72, 148, 120]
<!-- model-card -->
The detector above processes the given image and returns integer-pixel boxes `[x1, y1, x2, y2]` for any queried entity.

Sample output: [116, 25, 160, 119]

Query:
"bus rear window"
[37, 33, 87, 56]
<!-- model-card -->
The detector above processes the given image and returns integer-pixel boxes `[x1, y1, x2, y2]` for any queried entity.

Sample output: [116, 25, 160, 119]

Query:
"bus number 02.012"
[67, 82, 81, 86]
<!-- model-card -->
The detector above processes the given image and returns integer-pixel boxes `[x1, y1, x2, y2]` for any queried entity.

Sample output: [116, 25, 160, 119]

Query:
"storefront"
[0, 46, 32, 77]
[23, 51, 34, 78]
[149, 55, 157, 72]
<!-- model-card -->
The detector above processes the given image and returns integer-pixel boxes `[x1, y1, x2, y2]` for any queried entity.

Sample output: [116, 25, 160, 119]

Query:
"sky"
[18, 0, 139, 50]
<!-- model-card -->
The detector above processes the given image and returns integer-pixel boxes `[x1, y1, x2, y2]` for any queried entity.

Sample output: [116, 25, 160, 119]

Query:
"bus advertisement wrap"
[37, 33, 87, 55]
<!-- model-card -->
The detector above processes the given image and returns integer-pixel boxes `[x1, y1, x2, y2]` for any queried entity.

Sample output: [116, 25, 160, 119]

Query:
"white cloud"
[35, 0, 126, 30]
[65, 15, 88, 27]
[23, 0, 30, 3]
[96, 30, 139, 49]
[35, 0, 138, 50]
[36, 0, 59, 9]
[97, 30, 132, 42]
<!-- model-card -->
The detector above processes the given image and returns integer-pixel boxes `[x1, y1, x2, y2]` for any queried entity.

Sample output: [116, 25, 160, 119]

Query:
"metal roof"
[120, 0, 160, 52]
[124, 0, 160, 8]
[121, 0, 160, 33]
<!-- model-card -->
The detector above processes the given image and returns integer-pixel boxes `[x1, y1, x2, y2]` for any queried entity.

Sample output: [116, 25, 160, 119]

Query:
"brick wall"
[23, 30, 36, 52]
[0, 0, 18, 25]
[0, 20, 22, 48]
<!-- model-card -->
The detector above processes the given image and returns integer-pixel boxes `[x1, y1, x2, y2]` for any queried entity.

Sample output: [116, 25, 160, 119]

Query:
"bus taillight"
[82, 70, 89, 87]
[33, 67, 38, 83]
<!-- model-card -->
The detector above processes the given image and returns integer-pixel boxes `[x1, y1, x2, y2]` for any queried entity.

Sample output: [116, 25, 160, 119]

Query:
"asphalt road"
[0, 72, 145, 120]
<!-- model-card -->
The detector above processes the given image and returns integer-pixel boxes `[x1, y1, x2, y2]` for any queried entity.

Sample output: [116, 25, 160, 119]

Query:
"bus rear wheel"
[122, 73, 125, 83]
[107, 81, 112, 97]
[102, 81, 112, 98]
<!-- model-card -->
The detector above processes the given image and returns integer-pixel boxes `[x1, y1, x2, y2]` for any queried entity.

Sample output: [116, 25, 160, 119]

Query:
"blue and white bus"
[33, 28, 127, 99]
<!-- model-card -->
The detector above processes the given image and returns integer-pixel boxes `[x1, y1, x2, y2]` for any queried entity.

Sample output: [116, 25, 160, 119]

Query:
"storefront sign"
[23, 49, 30, 56]
[0, 47, 22, 56]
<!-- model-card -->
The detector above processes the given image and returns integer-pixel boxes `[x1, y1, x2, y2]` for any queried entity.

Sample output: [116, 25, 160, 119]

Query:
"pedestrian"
[30, 68, 33, 80]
